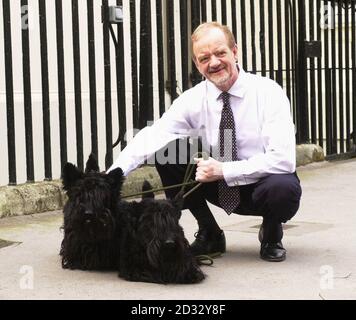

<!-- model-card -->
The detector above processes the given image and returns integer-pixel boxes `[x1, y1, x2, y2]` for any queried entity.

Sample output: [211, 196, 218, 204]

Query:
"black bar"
[21, 0, 34, 183]
[191, 0, 200, 31]
[309, 0, 317, 144]
[285, 0, 291, 100]
[130, 0, 139, 129]
[191, 0, 202, 86]
[267, 0, 274, 79]
[240, 0, 247, 71]
[296, 0, 309, 143]
[250, 0, 257, 74]
[201, 0, 207, 23]
[324, 0, 332, 154]
[39, 0, 52, 179]
[326, 68, 333, 155]
[180, 0, 189, 91]
[211, 0, 217, 21]
[259, 0, 266, 77]
[2, 0, 16, 185]
[55, 0, 67, 167]
[116, 0, 127, 149]
[87, 0, 98, 157]
[221, 0, 227, 25]
[338, 0, 344, 153]
[352, 0, 356, 149]
[316, 0, 324, 149]
[276, 0, 283, 86]
[71, 0, 83, 171]
[344, 0, 350, 151]
[325, 151, 356, 161]
[166, 0, 177, 100]
[231, 0, 237, 41]
[331, 0, 337, 154]
[156, 0, 165, 116]
[291, 0, 298, 121]
[139, 0, 153, 129]
[102, 0, 113, 169]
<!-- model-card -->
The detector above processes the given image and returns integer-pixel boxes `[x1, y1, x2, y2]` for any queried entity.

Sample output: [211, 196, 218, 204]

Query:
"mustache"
[208, 66, 225, 73]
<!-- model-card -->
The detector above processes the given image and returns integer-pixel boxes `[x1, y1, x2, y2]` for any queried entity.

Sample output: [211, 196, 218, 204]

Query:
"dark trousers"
[152, 139, 302, 242]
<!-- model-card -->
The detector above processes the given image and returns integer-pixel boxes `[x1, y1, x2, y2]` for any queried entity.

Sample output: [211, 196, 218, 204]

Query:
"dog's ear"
[85, 153, 100, 173]
[107, 167, 125, 191]
[141, 180, 154, 199]
[62, 163, 83, 191]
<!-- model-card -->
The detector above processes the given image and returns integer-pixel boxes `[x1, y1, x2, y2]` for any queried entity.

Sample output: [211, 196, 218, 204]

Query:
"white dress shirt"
[108, 66, 296, 186]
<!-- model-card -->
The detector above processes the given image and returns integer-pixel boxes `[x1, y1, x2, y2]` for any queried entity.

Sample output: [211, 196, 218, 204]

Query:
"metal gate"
[1, 0, 355, 186]
[185, 0, 356, 160]
[293, 0, 356, 160]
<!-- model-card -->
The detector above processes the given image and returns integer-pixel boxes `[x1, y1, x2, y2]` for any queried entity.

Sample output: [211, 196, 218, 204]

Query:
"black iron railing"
[1, 0, 355, 186]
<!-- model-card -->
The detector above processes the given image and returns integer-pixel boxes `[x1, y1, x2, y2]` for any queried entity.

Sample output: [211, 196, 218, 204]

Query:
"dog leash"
[196, 255, 214, 266]
[196, 252, 223, 266]
[121, 152, 209, 200]
[121, 181, 198, 199]
[180, 152, 209, 199]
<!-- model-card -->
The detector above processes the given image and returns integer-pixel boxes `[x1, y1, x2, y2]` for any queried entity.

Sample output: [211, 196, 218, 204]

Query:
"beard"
[212, 73, 230, 87]
[208, 69, 231, 89]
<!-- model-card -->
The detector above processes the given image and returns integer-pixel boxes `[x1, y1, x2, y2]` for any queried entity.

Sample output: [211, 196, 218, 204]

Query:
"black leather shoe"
[190, 229, 226, 256]
[259, 224, 286, 262]
[260, 242, 286, 262]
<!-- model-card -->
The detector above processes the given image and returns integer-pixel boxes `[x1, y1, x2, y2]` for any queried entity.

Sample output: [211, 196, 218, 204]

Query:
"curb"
[0, 145, 324, 218]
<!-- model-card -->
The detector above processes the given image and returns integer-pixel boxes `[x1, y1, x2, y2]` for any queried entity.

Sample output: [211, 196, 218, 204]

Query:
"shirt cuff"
[221, 161, 257, 186]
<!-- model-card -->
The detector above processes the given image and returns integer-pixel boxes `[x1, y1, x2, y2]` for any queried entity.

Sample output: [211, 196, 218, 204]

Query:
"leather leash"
[121, 152, 209, 200]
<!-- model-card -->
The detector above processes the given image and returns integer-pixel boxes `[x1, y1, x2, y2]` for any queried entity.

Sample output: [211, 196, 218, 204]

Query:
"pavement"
[0, 158, 355, 300]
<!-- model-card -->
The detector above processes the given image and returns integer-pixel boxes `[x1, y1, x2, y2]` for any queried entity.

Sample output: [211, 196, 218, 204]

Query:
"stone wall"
[0, 145, 324, 218]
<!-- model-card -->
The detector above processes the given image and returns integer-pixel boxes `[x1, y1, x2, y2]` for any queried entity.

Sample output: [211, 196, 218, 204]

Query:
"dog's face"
[118, 185, 205, 284]
[135, 198, 187, 268]
[62, 154, 124, 243]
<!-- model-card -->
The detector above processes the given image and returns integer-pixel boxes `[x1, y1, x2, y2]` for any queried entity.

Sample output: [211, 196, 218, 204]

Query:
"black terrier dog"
[118, 182, 205, 284]
[60, 154, 124, 270]
[60, 154, 205, 284]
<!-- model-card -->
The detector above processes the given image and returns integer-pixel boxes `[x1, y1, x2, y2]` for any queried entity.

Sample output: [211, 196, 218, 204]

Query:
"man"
[108, 22, 302, 262]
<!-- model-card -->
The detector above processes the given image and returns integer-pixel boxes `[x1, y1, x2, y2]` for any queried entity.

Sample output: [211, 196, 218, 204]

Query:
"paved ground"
[0, 159, 355, 300]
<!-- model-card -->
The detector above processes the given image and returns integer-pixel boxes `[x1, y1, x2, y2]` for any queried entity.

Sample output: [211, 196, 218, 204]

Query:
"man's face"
[193, 28, 239, 92]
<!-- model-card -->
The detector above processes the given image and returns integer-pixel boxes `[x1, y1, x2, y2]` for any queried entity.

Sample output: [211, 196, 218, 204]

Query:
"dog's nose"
[84, 210, 93, 215]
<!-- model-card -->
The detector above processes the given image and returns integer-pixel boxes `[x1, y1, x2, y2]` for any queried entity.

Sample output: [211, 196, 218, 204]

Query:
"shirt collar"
[206, 64, 247, 101]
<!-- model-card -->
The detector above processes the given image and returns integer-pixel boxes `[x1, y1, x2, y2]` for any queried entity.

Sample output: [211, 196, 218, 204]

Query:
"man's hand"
[194, 157, 224, 183]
